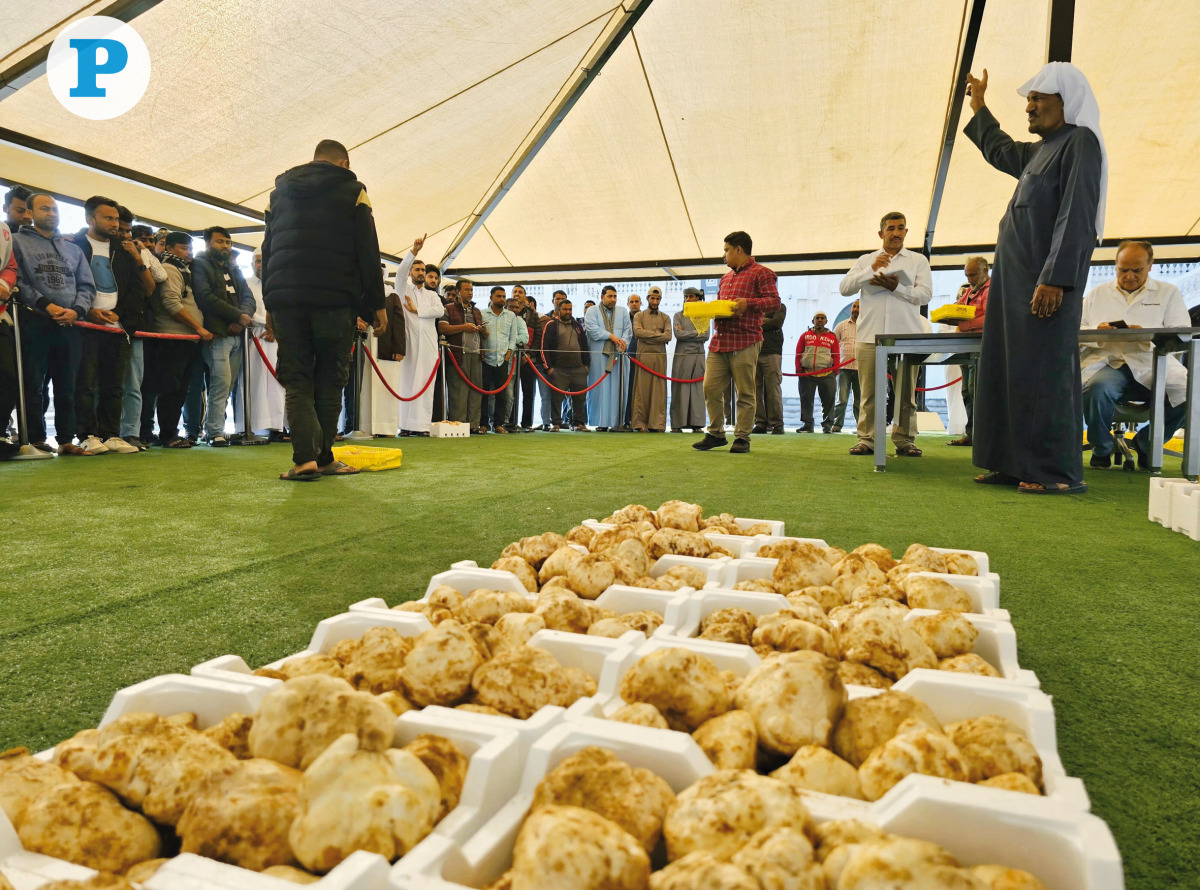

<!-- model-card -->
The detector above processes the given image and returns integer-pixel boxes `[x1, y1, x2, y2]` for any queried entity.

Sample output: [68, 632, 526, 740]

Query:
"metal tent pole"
[5, 304, 52, 460]
[231, 328, 267, 445]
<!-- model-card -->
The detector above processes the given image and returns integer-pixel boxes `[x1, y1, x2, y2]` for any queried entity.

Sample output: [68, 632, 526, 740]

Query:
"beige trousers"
[855, 341, 917, 448]
[705, 342, 762, 440]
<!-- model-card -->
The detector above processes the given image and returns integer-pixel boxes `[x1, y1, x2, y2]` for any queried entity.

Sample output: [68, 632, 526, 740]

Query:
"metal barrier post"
[5, 304, 53, 460]
[231, 328, 267, 445]
[347, 330, 372, 440]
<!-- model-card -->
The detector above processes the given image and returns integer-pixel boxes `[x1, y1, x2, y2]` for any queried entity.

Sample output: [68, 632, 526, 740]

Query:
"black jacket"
[760, 303, 787, 356]
[192, 251, 256, 338]
[261, 161, 386, 317]
[66, 229, 148, 333]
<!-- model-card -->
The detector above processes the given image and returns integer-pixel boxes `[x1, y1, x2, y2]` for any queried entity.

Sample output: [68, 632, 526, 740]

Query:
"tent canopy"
[1, 0, 1197, 281]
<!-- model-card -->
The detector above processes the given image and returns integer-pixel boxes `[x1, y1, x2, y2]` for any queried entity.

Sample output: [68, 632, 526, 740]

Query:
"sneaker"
[1089, 453, 1112, 469]
[729, 437, 751, 454]
[103, 437, 139, 454]
[81, 435, 109, 454]
[692, 434, 729, 451]
[57, 442, 93, 456]
[209, 435, 229, 447]
[123, 436, 148, 452]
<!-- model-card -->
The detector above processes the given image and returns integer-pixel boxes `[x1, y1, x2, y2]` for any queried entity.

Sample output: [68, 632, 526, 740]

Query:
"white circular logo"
[46, 16, 150, 121]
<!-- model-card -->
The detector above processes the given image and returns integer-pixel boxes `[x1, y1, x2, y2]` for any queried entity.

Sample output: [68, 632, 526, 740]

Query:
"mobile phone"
[1107, 320, 1128, 329]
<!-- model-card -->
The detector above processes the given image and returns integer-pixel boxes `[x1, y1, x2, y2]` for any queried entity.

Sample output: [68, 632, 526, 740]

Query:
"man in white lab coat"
[1080, 240, 1190, 468]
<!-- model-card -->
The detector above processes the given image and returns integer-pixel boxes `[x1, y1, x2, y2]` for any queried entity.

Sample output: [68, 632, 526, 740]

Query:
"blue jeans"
[538, 374, 552, 426]
[120, 339, 143, 438]
[1083, 363, 1187, 457]
[203, 335, 242, 439]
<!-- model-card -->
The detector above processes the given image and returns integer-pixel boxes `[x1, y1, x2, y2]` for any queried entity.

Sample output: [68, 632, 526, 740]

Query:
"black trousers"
[960, 359, 977, 438]
[550, 365, 588, 426]
[518, 359, 537, 427]
[76, 328, 131, 441]
[800, 375, 837, 431]
[143, 338, 199, 441]
[0, 320, 17, 434]
[19, 311, 82, 444]
[273, 306, 354, 466]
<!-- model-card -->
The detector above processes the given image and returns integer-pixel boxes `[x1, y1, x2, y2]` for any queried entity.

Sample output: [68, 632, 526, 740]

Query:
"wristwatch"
[137, 264, 147, 272]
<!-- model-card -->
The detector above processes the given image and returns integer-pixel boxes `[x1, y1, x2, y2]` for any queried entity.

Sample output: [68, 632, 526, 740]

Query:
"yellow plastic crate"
[683, 300, 736, 332]
[332, 445, 403, 472]
[931, 303, 977, 323]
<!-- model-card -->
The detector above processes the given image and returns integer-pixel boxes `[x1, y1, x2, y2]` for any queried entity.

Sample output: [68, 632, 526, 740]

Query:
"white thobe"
[234, 274, 286, 432]
[397, 281, 444, 432]
[1080, 278, 1190, 405]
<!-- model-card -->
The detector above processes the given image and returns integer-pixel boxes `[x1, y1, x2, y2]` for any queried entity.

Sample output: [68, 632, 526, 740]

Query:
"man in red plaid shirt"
[693, 231, 781, 454]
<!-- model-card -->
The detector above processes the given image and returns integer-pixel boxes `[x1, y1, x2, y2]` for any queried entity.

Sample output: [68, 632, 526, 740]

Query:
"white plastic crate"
[429, 421, 470, 438]
[648, 553, 728, 586]
[584, 636, 1085, 811]
[392, 731, 1119, 890]
[661, 589, 1035, 687]
[1148, 477, 1197, 526]
[743, 534, 830, 558]
[1169, 482, 1200, 540]
[715, 557, 1006, 618]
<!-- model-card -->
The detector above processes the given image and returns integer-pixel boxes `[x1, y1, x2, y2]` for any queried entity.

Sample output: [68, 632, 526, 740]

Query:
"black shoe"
[729, 437, 750, 453]
[770, 427, 784, 435]
[1132, 438, 1150, 471]
[831, 427, 842, 433]
[123, 436, 148, 452]
[751, 424, 769, 434]
[693, 434, 729, 451]
[821, 427, 832, 434]
[32, 441, 57, 454]
[1089, 453, 1112, 469]
[796, 426, 814, 433]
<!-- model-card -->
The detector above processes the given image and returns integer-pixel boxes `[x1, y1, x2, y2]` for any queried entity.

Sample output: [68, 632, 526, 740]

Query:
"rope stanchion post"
[4, 305, 52, 460]
[231, 327, 267, 445]
[346, 329, 372, 441]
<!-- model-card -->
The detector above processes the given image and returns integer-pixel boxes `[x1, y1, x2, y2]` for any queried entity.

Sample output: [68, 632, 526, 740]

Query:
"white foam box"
[715, 557, 1007, 618]
[429, 421, 470, 438]
[584, 515, 785, 535]
[661, 589, 1035, 687]
[391, 729, 1120, 890]
[1168, 481, 1200, 540]
[582, 636, 1086, 811]
[347, 563, 533, 617]
[1147, 477, 1196, 526]
[192, 610, 432, 694]
[649, 553, 728, 587]
[743, 534, 830, 558]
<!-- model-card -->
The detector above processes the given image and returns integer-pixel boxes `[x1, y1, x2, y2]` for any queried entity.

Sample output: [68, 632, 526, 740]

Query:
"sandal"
[974, 472, 1020, 486]
[279, 467, 321, 482]
[947, 436, 972, 446]
[895, 444, 923, 457]
[165, 438, 192, 449]
[848, 443, 874, 455]
[320, 460, 361, 476]
[1018, 481, 1088, 495]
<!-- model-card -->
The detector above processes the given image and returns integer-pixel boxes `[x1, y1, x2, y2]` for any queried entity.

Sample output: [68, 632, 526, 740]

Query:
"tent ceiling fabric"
[2, 0, 1200, 276]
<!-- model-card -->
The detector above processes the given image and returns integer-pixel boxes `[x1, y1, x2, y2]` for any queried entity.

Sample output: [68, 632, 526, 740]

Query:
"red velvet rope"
[885, 372, 964, 392]
[363, 346, 442, 402]
[783, 356, 857, 378]
[524, 355, 611, 396]
[444, 347, 518, 395]
[73, 319, 199, 340]
[627, 354, 704, 384]
[251, 333, 278, 379]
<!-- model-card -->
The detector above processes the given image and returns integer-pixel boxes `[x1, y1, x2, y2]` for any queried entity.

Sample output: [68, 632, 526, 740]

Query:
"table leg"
[1149, 349, 1167, 475]
[1184, 338, 1200, 480]
[874, 343, 888, 472]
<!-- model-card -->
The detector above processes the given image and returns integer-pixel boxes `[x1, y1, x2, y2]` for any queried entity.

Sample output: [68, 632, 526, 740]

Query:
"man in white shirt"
[838, 212, 932, 456]
[1080, 240, 1190, 469]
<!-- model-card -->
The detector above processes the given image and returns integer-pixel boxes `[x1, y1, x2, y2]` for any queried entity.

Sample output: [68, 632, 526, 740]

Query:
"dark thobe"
[964, 107, 1101, 485]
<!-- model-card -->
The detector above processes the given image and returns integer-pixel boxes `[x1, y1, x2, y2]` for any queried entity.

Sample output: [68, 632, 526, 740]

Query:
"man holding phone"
[1079, 240, 1190, 469]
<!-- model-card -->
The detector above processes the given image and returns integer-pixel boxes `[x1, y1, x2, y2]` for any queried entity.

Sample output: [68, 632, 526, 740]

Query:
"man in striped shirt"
[693, 231, 781, 454]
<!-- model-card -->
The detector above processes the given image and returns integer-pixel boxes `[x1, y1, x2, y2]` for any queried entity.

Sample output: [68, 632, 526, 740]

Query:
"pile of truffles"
[482, 747, 1047, 890]
[1, 655, 474, 884]
[610, 647, 1044, 803]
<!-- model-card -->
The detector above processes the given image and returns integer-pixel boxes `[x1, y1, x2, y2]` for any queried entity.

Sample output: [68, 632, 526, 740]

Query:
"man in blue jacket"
[192, 226, 256, 446]
[12, 194, 96, 455]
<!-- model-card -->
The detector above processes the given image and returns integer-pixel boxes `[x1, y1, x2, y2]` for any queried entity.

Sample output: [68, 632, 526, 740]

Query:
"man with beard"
[631, 287, 671, 432]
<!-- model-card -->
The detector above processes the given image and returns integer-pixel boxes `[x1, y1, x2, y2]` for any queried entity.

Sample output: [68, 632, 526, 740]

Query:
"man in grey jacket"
[12, 194, 96, 455]
[192, 226, 255, 446]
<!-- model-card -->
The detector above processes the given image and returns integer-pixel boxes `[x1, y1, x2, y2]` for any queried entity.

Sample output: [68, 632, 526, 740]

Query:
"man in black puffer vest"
[262, 139, 389, 480]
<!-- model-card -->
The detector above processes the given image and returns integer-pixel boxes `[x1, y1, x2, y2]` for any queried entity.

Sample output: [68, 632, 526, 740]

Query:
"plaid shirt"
[711, 259, 781, 353]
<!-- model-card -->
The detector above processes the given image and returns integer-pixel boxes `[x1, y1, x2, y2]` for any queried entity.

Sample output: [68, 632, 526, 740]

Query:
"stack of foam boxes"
[0, 516, 1124, 890]
[1149, 477, 1200, 541]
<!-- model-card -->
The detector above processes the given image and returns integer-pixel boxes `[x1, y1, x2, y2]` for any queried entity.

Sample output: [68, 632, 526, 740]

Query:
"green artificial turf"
[1, 431, 1197, 888]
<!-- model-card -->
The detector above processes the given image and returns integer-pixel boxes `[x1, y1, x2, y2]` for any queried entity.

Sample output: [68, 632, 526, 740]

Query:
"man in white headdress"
[963, 62, 1105, 494]
[396, 252, 443, 436]
[234, 246, 287, 439]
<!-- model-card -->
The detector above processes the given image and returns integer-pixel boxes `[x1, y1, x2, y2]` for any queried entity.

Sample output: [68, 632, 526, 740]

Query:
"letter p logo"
[48, 17, 150, 120]
[68, 39, 129, 98]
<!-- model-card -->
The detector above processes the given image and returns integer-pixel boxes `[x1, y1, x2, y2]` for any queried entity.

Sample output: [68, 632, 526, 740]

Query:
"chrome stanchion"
[231, 327, 267, 445]
[5, 304, 53, 460]
[346, 329, 372, 441]
[613, 351, 629, 432]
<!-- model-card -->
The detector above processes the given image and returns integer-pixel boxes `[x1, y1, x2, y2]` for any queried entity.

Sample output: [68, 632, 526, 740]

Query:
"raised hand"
[412, 233, 427, 255]
[966, 69, 988, 113]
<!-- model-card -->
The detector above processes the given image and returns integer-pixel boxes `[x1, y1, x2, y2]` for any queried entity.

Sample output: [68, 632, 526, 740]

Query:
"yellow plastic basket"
[332, 445, 403, 472]
[684, 300, 736, 332]
[931, 303, 977, 323]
